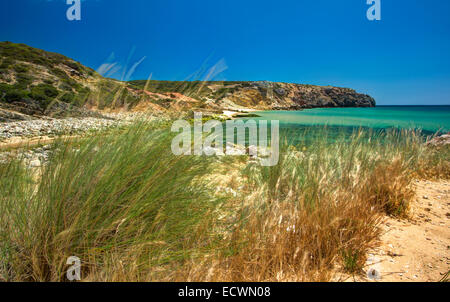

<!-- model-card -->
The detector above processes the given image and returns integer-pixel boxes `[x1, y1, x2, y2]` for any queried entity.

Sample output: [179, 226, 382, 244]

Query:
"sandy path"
[364, 180, 449, 282]
[0, 135, 79, 150]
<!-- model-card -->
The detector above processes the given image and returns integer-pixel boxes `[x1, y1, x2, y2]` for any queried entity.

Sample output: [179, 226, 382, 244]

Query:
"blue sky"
[1, 0, 450, 105]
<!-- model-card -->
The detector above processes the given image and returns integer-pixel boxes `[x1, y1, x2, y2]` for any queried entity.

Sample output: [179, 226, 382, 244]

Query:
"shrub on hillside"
[4, 90, 29, 103]
[60, 91, 76, 103]
[13, 64, 29, 73]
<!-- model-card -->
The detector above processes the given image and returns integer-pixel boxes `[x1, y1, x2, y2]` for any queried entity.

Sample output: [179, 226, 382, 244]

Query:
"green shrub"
[60, 92, 75, 103]
[58, 81, 74, 91]
[30, 84, 58, 99]
[28, 84, 59, 109]
[50, 67, 69, 80]
[341, 249, 363, 274]
[4, 90, 28, 103]
[0, 57, 14, 69]
[13, 64, 29, 73]
[0, 83, 12, 94]
[65, 61, 81, 72]
[15, 73, 33, 86]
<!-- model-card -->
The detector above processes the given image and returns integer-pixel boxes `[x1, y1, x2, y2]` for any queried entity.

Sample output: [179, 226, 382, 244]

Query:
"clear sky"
[1, 0, 450, 105]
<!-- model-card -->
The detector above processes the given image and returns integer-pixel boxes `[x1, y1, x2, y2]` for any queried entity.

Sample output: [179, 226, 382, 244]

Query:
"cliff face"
[212, 81, 375, 110]
[0, 42, 375, 119]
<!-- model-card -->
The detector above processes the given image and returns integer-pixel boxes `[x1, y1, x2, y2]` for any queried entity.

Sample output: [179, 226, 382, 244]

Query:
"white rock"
[29, 159, 41, 167]
[248, 145, 258, 156]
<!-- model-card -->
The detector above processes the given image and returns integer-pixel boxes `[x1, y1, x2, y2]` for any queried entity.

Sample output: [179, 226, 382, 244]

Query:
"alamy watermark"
[171, 113, 280, 167]
[66, 0, 81, 21]
[65, 1, 378, 22]
[367, 0, 381, 21]
[66, 256, 81, 281]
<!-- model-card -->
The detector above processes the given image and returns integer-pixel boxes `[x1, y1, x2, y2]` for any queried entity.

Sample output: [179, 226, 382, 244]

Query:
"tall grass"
[0, 122, 223, 281]
[0, 124, 448, 281]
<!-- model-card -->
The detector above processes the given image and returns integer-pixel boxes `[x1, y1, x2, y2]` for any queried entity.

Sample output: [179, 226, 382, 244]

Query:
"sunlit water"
[250, 106, 450, 133]
[239, 106, 450, 145]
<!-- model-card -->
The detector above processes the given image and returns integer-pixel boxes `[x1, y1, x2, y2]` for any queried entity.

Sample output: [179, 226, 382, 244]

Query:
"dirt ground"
[359, 180, 449, 282]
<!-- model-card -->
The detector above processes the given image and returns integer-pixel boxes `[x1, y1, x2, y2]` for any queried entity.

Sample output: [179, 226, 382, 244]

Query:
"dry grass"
[170, 129, 449, 281]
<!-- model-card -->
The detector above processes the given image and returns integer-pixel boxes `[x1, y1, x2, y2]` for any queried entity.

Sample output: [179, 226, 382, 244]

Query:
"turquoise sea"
[236, 106, 450, 145]
[249, 106, 450, 135]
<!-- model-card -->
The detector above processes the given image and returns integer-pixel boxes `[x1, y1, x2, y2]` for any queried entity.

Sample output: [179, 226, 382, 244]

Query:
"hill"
[0, 41, 375, 120]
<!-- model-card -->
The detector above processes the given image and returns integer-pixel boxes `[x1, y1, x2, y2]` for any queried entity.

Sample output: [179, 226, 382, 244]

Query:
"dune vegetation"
[0, 121, 448, 282]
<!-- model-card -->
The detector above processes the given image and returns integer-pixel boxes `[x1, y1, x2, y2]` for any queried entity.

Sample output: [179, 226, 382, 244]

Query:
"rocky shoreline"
[0, 117, 118, 141]
[0, 116, 120, 167]
[0, 111, 155, 142]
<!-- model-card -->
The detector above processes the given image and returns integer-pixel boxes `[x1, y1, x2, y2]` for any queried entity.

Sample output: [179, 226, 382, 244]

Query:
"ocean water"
[249, 106, 450, 135]
[235, 106, 450, 146]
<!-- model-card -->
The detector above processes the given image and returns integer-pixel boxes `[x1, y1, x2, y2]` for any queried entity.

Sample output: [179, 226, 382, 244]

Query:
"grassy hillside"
[0, 42, 148, 118]
[0, 42, 95, 115]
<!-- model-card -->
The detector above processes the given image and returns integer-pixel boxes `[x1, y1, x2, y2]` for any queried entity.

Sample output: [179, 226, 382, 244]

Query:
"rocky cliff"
[0, 41, 375, 120]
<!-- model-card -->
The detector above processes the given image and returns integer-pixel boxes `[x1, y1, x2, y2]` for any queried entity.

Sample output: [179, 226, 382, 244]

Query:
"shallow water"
[249, 106, 450, 134]
[235, 106, 450, 146]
